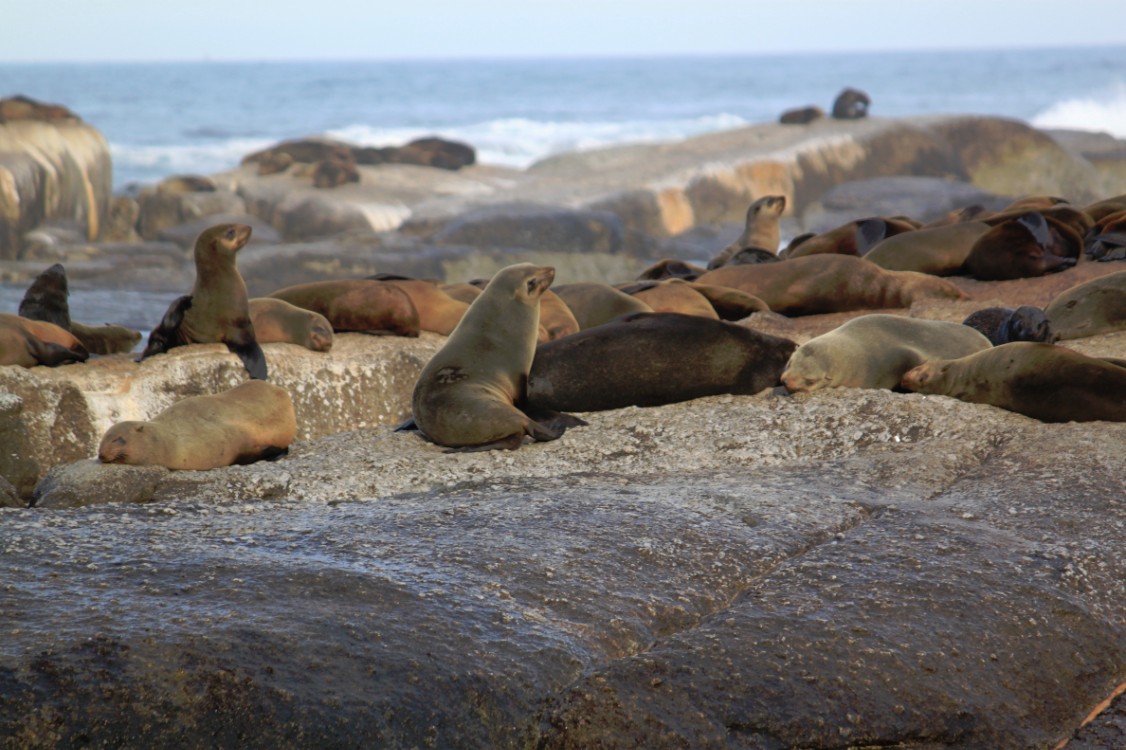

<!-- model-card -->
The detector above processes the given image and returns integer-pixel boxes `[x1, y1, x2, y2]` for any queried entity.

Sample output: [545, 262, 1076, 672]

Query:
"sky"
[4, 0, 1126, 63]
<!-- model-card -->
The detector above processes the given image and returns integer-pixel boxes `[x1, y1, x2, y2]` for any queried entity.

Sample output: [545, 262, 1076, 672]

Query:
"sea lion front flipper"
[224, 324, 268, 380]
[27, 337, 89, 367]
[394, 416, 419, 431]
[855, 219, 889, 255]
[523, 407, 588, 442]
[139, 295, 193, 362]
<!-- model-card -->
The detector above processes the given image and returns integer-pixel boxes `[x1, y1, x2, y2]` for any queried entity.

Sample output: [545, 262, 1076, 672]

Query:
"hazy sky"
[5, 0, 1126, 62]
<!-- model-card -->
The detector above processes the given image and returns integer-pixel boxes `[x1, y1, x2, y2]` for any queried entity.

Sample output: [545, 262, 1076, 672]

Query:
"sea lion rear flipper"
[523, 407, 588, 441]
[27, 337, 89, 367]
[139, 295, 193, 362]
[394, 416, 419, 431]
[225, 328, 268, 380]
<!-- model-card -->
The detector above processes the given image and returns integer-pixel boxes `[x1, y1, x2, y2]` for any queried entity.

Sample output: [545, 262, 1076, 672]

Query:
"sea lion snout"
[527, 266, 555, 296]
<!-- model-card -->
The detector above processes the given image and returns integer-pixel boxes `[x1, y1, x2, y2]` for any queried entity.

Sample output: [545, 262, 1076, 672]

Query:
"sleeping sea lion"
[900, 342, 1126, 423]
[961, 306, 1056, 345]
[1043, 270, 1126, 340]
[617, 279, 769, 320]
[526, 311, 796, 412]
[140, 223, 267, 379]
[635, 258, 707, 281]
[409, 263, 585, 451]
[706, 195, 786, 269]
[97, 380, 297, 470]
[864, 221, 991, 276]
[782, 216, 916, 259]
[780, 314, 992, 392]
[378, 278, 469, 335]
[1084, 209, 1126, 262]
[268, 279, 420, 336]
[0, 313, 89, 367]
[552, 282, 654, 330]
[248, 297, 334, 352]
[964, 212, 1079, 281]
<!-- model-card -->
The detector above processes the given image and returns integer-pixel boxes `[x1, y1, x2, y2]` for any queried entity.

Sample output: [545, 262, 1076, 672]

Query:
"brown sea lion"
[919, 205, 988, 229]
[961, 306, 1056, 345]
[0, 313, 89, 367]
[18, 263, 142, 354]
[69, 322, 142, 355]
[965, 212, 1079, 281]
[864, 221, 991, 276]
[707, 195, 787, 269]
[783, 216, 916, 259]
[697, 255, 966, 316]
[140, 224, 267, 379]
[617, 279, 769, 321]
[377, 279, 469, 335]
[1043, 270, 1126, 340]
[248, 297, 334, 352]
[408, 263, 584, 451]
[439, 282, 483, 305]
[538, 289, 581, 341]
[900, 342, 1126, 423]
[1084, 209, 1126, 261]
[526, 311, 796, 412]
[268, 279, 420, 336]
[780, 314, 992, 392]
[635, 258, 708, 281]
[97, 381, 297, 470]
[779, 106, 824, 125]
[831, 87, 870, 119]
[1083, 194, 1126, 223]
[552, 282, 654, 330]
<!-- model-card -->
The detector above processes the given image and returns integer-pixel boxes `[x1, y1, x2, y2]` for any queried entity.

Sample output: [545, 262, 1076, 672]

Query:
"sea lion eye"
[526, 280, 536, 293]
[225, 228, 236, 240]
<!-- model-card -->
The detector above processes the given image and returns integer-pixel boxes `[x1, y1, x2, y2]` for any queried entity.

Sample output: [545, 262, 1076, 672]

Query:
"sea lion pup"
[697, 255, 965, 316]
[900, 342, 1126, 423]
[268, 279, 420, 336]
[616, 279, 769, 320]
[864, 221, 992, 276]
[409, 263, 585, 452]
[373, 278, 469, 335]
[1084, 209, 1126, 262]
[964, 212, 1079, 281]
[782, 216, 916, 260]
[248, 298, 334, 352]
[706, 195, 787, 269]
[961, 306, 1056, 346]
[97, 381, 297, 470]
[0, 313, 89, 367]
[18, 263, 142, 354]
[551, 282, 654, 330]
[635, 258, 707, 281]
[1043, 269, 1126, 340]
[780, 314, 992, 393]
[140, 223, 267, 379]
[526, 312, 796, 413]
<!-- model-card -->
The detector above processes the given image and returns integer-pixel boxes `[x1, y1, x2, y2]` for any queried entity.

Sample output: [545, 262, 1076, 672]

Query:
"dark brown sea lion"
[408, 263, 584, 451]
[140, 223, 267, 379]
[707, 195, 787, 269]
[779, 106, 824, 124]
[0, 313, 88, 367]
[831, 87, 870, 119]
[1082, 194, 1126, 223]
[248, 297, 334, 352]
[783, 217, 916, 259]
[961, 306, 1056, 345]
[552, 282, 654, 330]
[97, 381, 297, 470]
[526, 311, 796, 412]
[964, 212, 1079, 281]
[268, 279, 420, 336]
[18, 263, 142, 354]
[1084, 209, 1126, 261]
[1043, 270, 1126, 340]
[900, 342, 1126, 423]
[781, 314, 992, 392]
[864, 221, 991, 276]
[697, 254, 966, 315]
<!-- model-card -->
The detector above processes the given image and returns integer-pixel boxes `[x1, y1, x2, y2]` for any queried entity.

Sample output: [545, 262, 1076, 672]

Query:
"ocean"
[1, 46, 1125, 192]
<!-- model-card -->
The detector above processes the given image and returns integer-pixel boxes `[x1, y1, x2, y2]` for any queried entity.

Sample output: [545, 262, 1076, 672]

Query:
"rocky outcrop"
[135, 175, 247, 240]
[0, 96, 112, 260]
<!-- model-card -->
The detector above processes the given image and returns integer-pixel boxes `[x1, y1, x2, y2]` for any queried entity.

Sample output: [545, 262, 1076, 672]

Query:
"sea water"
[1, 46, 1124, 191]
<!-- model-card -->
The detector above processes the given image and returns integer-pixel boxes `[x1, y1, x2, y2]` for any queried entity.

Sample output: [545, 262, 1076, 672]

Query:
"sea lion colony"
[3, 191, 1126, 463]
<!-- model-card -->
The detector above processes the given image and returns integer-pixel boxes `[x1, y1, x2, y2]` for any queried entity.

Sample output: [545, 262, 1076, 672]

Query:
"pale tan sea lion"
[900, 342, 1126, 423]
[552, 282, 654, 329]
[409, 263, 584, 451]
[706, 195, 787, 269]
[268, 279, 420, 336]
[697, 255, 966, 316]
[0, 314, 89, 367]
[463, 277, 579, 342]
[780, 314, 992, 392]
[617, 278, 720, 319]
[1043, 270, 1126, 340]
[97, 380, 297, 470]
[139, 223, 266, 379]
[864, 221, 991, 275]
[248, 298, 334, 352]
[439, 283, 483, 305]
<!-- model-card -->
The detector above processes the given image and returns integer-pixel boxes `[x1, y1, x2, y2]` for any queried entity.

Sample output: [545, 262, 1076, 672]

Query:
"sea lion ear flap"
[855, 218, 889, 255]
[1016, 212, 1051, 247]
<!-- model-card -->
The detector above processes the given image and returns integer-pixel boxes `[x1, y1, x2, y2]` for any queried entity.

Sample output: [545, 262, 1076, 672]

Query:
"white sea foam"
[110, 137, 276, 186]
[1030, 81, 1126, 138]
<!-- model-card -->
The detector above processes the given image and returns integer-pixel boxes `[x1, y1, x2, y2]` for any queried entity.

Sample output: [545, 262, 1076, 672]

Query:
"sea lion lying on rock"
[0, 313, 88, 367]
[961, 306, 1056, 346]
[1043, 270, 1126, 340]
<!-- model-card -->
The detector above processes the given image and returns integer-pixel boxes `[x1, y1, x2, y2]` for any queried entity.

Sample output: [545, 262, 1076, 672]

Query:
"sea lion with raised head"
[18, 263, 142, 354]
[527, 311, 796, 412]
[900, 342, 1126, 423]
[248, 297, 334, 352]
[0, 313, 88, 367]
[409, 263, 585, 451]
[97, 380, 297, 470]
[268, 279, 420, 336]
[140, 223, 267, 379]
[780, 314, 992, 392]
[706, 195, 787, 269]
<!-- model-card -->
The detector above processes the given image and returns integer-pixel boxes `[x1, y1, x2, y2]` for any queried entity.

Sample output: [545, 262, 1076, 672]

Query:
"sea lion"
[409, 263, 584, 451]
[268, 279, 420, 336]
[18, 263, 143, 354]
[900, 342, 1126, 423]
[617, 279, 769, 320]
[780, 314, 992, 392]
[783, 217, 916, 259]
[97, 380, 297, 470]
[920, 205, 988, 229]
[1083, 194, 1126, 223]
[376, 278, 469, 335]
[464, 277, 579, 342]
[635, 258, 707, 281]
[526, 311, 796, 412]
[439, 282, 483, 305]
[779, 106, 824, 125]
[69, 322, 142, 355]
[831, 87, 871, 119]
[140, 223, 267, 379]
[706, 195, 787, 269]
[248, 297, 334, 352]
[0, 313, 89, 367]
[864, 221, 991, 275]
[961, 306, 1056, 345]
[1043, 270, 1126, 340]
[1084, 209, 1126, 261]
[965, 212, 1079, 281]
[697, 255, 966, 316]
[551, 282, 654, 330]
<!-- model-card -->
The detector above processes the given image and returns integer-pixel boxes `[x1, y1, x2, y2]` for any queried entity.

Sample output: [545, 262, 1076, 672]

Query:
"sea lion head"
[748, 194, 786, 223]
[491, 263, 555, 306]
[307, 314, 335, 352]
[1007, 306, 1057, 344]
[97, 422, 155, 465]
[900, 361, 947, 393]
[195, 223, 252, 263]
[780, 344, 834, 393]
